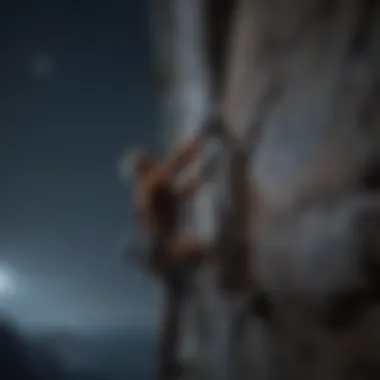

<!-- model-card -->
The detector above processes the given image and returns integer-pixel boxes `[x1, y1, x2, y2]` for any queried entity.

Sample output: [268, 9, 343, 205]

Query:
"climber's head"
[118, 148, 155, 183]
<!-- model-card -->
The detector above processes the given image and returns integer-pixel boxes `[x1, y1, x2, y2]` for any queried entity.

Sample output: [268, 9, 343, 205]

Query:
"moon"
[30, 53, 55, 77]
[0, 267, 16, 298]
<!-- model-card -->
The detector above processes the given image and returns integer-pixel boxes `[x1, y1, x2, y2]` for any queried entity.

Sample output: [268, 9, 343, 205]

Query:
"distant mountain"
[0, 320, 37, 380]
[30, 327, 157, 380]
[0, 319, 157, 380]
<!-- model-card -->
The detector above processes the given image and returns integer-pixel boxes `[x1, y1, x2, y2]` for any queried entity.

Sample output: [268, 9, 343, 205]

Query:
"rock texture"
[149, 0, 380, 379]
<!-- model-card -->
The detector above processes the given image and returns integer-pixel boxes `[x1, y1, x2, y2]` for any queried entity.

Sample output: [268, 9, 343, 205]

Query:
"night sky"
[0, 0, 163, 334]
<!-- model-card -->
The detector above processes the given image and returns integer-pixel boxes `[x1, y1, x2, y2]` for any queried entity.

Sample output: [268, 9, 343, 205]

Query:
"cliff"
[148, 1, 380, 379]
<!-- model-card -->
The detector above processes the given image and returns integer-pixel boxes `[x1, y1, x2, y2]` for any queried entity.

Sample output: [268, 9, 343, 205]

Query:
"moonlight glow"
[30, 53, 55, 77]
[0, 267, 16, 297]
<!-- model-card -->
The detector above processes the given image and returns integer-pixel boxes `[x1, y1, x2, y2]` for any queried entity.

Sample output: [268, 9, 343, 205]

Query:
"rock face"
[149, 0, 380, 379]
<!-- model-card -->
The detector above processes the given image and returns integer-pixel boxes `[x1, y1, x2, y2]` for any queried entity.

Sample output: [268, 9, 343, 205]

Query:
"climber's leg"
[157, 265, 188, 380]
[157, 236, 207, 380]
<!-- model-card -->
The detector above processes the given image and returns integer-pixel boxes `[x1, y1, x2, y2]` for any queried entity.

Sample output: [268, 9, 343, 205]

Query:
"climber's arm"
[164, 136, 202, 176]
[177, 174, 204, 200]
[177, 151, 219, 199]
[162, 115, 228, 176]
